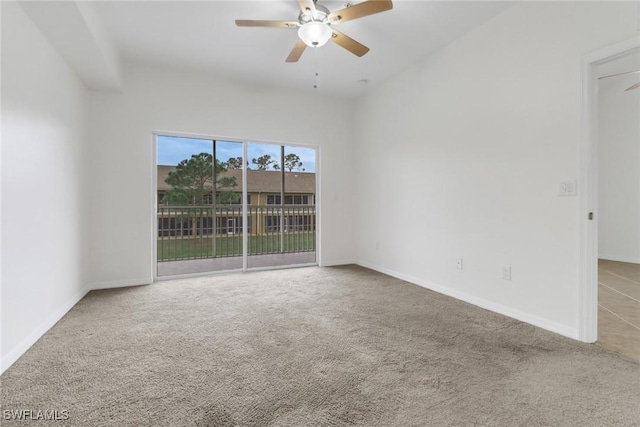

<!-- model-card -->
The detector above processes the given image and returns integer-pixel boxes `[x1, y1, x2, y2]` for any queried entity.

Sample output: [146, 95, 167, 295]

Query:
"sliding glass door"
[156, 136, 316, 277]
[245, 143, 316, 269]
[156, 137, 244, 276]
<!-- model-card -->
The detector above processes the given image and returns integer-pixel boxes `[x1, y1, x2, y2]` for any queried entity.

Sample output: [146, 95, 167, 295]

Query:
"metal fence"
[157, 205, 316, 261]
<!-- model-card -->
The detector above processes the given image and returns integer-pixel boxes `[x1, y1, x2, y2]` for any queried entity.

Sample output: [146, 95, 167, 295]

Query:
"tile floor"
[597, 259, 640, 362]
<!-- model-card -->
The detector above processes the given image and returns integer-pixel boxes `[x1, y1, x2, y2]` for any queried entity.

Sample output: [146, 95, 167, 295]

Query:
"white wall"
[1, 2, 90, 372]
[85, 64, 355, 287]
[598, 75, 640, 263]
[353, 1, 639, 338]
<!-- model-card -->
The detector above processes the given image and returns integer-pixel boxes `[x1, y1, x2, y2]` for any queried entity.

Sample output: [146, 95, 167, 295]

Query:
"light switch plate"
[501, 265, 511, 280]
[559, 179, 577, 196]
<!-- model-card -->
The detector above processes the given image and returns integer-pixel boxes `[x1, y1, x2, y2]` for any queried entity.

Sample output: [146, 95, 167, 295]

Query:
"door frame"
[151, 130, 320, 281]
[578, 36, 640, 342]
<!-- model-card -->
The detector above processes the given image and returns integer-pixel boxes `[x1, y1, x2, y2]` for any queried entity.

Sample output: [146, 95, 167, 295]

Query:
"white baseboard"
[90, 277, 153, 290]
[2, 276, 153, 373]
[1, 285, 91, 375]
[320, 259, 356, 267]
[598, 254, 640, 264]
[356, 261, 579, 340]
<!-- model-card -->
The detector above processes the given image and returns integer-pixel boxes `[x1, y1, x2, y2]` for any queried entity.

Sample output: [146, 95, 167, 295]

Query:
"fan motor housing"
[298, 4, 330, 25]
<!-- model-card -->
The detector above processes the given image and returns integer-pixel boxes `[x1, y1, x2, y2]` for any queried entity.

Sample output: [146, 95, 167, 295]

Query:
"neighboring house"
[156, 166, 316, 236]
[156, 166, 316, 206]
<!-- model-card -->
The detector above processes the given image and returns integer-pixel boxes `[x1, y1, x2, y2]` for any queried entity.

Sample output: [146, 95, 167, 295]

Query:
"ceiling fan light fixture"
[298, 22, 332, 47]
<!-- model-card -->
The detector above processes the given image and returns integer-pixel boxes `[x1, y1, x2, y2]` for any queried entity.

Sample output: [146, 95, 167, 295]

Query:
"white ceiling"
[92, 1, 514, 98]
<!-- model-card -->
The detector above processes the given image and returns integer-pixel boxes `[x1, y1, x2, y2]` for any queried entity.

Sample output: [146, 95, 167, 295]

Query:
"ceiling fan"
[235, 0, 393, 63]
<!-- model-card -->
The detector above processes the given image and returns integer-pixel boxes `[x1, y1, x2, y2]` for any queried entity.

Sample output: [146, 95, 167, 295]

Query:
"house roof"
[157, 166, 315, 194]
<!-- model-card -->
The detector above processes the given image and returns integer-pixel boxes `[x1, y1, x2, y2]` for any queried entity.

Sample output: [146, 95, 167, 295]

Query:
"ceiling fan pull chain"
[313, 47, 319, 89]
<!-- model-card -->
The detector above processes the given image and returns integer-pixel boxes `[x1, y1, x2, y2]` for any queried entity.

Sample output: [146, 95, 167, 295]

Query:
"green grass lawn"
[158, 232, 316, 261]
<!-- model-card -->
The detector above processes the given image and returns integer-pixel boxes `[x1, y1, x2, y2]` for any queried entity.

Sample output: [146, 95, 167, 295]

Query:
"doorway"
[154, 134, 317, 278]
[579, 37, 640, 356]
[594, 49, 640, 361]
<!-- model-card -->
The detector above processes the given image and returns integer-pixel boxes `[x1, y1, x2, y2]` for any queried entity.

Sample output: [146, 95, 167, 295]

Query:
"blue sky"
[157, 135, 316, 172]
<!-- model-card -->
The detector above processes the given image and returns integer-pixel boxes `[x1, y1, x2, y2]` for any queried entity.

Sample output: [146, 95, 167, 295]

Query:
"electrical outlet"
[501, 265, 511, 280]
[456, 258, 463, 269]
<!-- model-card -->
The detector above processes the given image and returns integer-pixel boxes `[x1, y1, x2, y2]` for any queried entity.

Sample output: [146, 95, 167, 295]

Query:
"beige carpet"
[1, 265, 639, 426]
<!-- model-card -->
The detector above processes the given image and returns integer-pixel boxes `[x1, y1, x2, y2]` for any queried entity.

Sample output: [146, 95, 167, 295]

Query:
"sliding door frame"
[151, 130, 320, 281]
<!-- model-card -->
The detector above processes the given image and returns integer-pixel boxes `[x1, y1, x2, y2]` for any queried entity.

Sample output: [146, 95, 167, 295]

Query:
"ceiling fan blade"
[297, 0, 316, 15]
[286, 38, 307, 63]
[330, 30, 370, 57]
[625, 81, 640, 91]
[235, 20, 299, 28]
[328, 0, 393, 25]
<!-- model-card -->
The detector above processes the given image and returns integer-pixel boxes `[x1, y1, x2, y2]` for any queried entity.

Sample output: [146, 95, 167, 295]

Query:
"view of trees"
[162, 153, 238, 205]
[283, 153, 305, 172]
[225, 157, 246, 169]
[162, 152, 308, 205]
[249, 153, 305, 171]
[251, 154, 279, 171]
